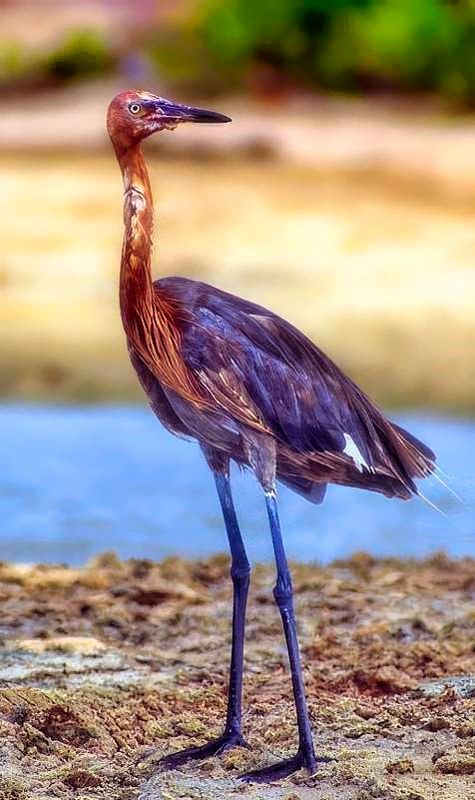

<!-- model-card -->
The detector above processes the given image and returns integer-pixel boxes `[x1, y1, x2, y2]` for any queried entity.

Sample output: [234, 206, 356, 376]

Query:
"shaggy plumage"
[107, 89, 436, 783]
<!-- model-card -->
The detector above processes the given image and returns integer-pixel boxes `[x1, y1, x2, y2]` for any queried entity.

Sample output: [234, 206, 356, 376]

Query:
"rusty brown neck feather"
[118, 143, 154, 322]
[114, 140, 203, 404]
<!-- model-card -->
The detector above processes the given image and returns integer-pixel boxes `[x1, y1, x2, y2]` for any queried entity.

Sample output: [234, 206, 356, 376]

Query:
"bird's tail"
[335, 420, 437, 501]
[390, 422, 436, 479]
[368, 421, 437, 501]
[391, 423, 436, 469]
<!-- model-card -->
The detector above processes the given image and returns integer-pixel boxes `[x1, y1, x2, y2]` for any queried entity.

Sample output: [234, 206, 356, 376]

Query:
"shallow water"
[1, 405, 473, 565]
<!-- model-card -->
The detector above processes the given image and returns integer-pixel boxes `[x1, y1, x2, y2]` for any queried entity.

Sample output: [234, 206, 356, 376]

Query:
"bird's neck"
[116, 142, 202, 403]
[118, 143, 155, 322]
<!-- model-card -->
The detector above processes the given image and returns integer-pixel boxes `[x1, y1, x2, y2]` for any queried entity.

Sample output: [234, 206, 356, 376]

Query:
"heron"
[107, 90, 436, 782]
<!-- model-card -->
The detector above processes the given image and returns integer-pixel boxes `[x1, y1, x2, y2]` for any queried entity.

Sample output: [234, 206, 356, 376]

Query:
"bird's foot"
[240, 750, 332, 784]
[155, 730, 250, 770]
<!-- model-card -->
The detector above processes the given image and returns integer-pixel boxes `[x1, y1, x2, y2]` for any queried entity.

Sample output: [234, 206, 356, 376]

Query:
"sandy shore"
[4, 81, 475, 198]
[0, 552, 473, 799]
[2, 149, 475, 410]
[3, 85, 475, 411]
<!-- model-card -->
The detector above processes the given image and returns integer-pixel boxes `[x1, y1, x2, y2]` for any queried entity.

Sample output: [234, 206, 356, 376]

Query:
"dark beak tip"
[160, 102, 232, 125]
[199, 111, 232, 124]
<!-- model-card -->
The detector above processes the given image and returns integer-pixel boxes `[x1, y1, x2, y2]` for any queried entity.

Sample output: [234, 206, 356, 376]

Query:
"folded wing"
[157, 278, 435, 499]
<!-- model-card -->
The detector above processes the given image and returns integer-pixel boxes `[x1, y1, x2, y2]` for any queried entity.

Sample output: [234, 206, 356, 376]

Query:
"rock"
[386, 758, 414, 774]
[422, 716, 450, 732]
[14, 636, 107, 655]
[0, 776, 28, 800]
[353, 666, 418, 695]
[418, 676, 475, 699]
[64, 769, 102, 788]
[434, 754, 475, 775]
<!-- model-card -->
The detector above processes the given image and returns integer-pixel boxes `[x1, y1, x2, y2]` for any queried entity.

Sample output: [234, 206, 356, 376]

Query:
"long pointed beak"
[160, 101, 231, 124]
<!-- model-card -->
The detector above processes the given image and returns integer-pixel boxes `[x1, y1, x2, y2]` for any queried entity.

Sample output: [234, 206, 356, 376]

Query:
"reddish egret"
[107, 91, 435, 782]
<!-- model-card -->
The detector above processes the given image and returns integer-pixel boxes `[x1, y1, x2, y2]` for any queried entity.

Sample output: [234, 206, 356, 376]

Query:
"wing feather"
[155, 278, 435, 489]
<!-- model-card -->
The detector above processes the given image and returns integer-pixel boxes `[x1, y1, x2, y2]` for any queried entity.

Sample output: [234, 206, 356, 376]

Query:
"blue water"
[0, 405, 473, 565]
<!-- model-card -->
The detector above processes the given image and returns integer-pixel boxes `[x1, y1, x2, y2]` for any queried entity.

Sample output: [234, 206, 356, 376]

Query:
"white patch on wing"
[343, 433, 372, 472]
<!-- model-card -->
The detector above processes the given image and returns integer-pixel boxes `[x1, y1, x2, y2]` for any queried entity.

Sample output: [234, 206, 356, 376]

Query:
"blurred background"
[0, 0, 474, 565]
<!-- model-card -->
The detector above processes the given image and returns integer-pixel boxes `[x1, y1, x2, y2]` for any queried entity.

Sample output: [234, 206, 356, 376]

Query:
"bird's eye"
[129, 103, 142, 115]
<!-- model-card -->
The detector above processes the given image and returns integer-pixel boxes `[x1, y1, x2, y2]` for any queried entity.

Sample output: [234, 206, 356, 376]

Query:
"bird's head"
[107, 90, 231, 150]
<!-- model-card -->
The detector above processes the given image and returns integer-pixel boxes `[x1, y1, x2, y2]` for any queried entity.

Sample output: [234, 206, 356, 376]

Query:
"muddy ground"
[0, 552, 473, 800]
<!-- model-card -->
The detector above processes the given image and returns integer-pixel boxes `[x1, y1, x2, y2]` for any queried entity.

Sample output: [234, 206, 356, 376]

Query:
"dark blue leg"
[215, 471, 251, 739]
[158, 470, 250, 769]
[242, 490, 326, 783]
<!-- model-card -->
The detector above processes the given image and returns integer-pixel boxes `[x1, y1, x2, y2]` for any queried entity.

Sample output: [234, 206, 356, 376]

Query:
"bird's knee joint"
[231, 565, 251, 584]
[273, 580, 293, 605]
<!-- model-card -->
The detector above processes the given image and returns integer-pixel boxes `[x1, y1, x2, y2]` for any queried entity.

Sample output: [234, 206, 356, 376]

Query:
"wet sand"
[0, 552, 473, 799]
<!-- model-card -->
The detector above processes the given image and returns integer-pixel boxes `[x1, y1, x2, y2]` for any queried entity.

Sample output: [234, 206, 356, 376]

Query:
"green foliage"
[319, 0, 473, 98]
[150, 0, 475, 104]
[42, 28, 113, 82]
[148, 0, 372, 91]
[0, 28, 114, 87]
[193, 0, 372, 83]
[0, 41, 31, 82]
[355, 0, 458, 84]
[2, 3, 475, 103]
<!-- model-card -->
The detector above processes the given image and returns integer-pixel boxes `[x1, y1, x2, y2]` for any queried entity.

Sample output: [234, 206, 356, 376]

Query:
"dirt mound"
[0, 552, 473, 799]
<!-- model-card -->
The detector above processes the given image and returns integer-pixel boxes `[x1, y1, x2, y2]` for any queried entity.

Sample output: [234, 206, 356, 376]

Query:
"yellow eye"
[129, 103, 142, 115]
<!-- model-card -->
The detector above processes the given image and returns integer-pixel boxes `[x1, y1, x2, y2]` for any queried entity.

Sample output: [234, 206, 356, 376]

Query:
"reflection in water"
[1, 405, 473, 565]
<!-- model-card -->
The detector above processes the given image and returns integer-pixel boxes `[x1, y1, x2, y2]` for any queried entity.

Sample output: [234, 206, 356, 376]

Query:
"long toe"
[240, 753, 332, 784]
[241, 754, 304, 783]
[153, 731, 250, 771]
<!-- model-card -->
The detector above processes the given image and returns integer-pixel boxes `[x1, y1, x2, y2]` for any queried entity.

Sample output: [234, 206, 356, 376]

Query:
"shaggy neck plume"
[118, 143, 155, 323]
[114, 141, 203, 404]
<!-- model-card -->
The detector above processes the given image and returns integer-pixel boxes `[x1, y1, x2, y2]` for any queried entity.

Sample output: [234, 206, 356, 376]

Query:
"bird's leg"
[215, 471, 251, 744]
[241, 488, 327, 783]
[158, 468, 250, 769]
